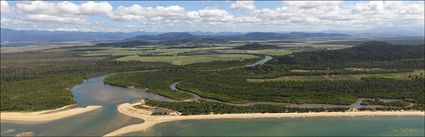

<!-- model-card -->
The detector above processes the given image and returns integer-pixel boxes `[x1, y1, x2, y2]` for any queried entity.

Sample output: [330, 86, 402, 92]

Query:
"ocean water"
[126, 116, 425, 136]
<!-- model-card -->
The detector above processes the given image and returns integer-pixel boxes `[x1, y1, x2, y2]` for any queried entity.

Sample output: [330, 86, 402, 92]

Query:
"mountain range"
[2, 28, 350, 43]
[2, 26, 423, 43]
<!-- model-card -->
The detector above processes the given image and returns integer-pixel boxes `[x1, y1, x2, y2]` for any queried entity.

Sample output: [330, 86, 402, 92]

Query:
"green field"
[115, 54, 258, 65]
[247, 75, 361, 82]
[84, 47, 232, 56]
[248, 70, 424, 82]
[291, 68, 389, 73]
[351, 70, 425, 79]
[216, 49, 296, 56]
[84, 48, 145, 56]
[148, 47, 231, 56]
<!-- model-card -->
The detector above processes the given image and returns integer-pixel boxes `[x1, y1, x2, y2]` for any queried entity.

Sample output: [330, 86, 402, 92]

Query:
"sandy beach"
[1, 105, 102, 124]
[104, 102, 424, 136]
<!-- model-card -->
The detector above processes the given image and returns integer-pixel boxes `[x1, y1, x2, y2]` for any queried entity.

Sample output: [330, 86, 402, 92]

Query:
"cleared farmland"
[115, 54, 259, 65]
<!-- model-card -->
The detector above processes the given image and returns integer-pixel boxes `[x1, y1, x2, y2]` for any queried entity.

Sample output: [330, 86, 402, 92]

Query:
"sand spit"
[1, 105, 102, 124]
[104, 103, 424, 136]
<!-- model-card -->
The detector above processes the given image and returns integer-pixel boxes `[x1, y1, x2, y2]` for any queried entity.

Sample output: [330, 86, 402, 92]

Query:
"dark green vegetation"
[178, 74, 424, 106]
[145, 100, 349, 115]
[104, 70, 203, 100]
[361, 99, 411, 107]
[235, 43, 280, 50]
[273, 41, 424, 69]
[105, 41, 425, 111]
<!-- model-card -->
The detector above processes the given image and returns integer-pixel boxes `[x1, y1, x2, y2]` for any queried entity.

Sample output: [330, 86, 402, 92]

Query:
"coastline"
[1, 105, 102, 124]
[104, 102, 425, 136]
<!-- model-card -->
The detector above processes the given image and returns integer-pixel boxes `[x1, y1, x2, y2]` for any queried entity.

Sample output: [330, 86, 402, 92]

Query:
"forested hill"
[235, 42, 280, 50]
[273, 41, 424, 68]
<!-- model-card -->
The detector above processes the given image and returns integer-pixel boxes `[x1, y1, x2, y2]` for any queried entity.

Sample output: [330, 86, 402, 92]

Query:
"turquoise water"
[126, 116, 425, 136]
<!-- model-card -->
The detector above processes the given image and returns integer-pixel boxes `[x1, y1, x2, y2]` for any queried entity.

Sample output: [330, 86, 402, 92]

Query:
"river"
[1, 56, 423, 136]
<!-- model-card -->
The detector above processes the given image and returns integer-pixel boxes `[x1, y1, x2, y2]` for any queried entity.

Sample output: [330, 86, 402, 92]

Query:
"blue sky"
[1, 1, 424, 32]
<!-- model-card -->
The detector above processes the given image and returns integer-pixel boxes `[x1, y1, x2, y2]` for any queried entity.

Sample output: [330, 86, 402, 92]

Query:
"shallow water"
[126, 116, 425, 136]
[1, 74, 170, 136]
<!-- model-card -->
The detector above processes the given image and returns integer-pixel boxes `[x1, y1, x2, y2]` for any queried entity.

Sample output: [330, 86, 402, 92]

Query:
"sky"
[1, 1, 424, 32]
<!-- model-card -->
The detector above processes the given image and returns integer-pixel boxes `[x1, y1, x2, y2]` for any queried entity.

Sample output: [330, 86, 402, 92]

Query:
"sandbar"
[1, 105, 102, 124]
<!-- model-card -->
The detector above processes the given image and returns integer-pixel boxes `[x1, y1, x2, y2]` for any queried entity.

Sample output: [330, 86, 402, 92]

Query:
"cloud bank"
[1, 1, 423, 32]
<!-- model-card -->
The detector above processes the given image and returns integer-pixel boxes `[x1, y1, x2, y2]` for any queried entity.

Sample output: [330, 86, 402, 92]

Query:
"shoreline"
[104, 102, 425, 136]
[1, 105, 102, 124]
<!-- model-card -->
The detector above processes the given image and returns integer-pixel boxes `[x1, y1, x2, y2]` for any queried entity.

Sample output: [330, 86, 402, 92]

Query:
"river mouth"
[71, 75, 174, 107]
[1, 73, 171, 136]
[1, 56, 273, 136]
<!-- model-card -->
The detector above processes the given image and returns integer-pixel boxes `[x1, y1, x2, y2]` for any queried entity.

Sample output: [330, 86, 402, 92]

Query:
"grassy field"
[115, 54, 258, 65]
[249, 70, 425, 82]
[148, 47, 231, 56]
[84, 47, 232, 56]
[351, 70, 425, 79]
[216, 49, 297, 56]
[84, 48, 144, 56]
[247, 75, 361, 82]
[291, 68, 389, 73]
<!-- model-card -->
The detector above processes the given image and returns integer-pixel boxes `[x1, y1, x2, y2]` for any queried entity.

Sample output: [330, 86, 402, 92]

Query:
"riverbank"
[104, 102, 424, 136]
[1, 105, 102, 124]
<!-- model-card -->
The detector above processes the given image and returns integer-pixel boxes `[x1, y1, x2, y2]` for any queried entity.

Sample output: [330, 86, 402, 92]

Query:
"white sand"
[104, 103, 424, 136]
[1, 105, 102, 124]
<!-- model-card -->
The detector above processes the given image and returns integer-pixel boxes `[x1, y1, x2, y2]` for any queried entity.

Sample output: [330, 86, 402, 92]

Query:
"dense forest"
[104, 70, 203, 100]
[178, 73, 424, 107]
[360, 99, 410, 107]
[145, 100, 350, 115]
[271, 41, 424, 69]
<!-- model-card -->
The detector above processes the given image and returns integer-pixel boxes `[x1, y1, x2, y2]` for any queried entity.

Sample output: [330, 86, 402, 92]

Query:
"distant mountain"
[322, 26, 425, 37]
[158, 37, 228, 45]
[189, 31, 243, 36]
[129, 32, 199, 41]
[0, 28, 156, 43]
[130, 32, 350, 41]
[1, 28, 352, 43]
[227, 32, 350, 40]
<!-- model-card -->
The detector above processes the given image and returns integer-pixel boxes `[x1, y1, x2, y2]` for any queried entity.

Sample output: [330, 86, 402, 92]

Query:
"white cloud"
[80, 1, 113, 16]
[1, 1, 12, 13]
[231, 1, 255, 11]
[112, 4, 186, 22]
[2, 1, 424, 32]
[25, 14, 85, 23]
[15, 1, 114, 23]
[197, 8, 234, 22]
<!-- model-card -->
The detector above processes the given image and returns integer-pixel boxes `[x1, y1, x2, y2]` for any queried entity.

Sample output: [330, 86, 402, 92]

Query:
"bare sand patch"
[1, 105, 102, 124]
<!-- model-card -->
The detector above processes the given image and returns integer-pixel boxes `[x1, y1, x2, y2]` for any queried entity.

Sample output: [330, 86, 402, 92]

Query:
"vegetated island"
[104, 102, 424, 136]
